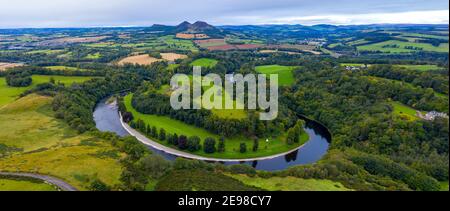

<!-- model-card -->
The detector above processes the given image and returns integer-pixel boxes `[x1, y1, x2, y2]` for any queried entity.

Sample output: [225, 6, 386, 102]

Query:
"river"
[93, 98, 331, 171]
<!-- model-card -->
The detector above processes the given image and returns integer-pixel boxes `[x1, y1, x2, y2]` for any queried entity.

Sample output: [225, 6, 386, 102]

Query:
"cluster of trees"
[366, 64, 449, 95]
[286, 120, 305, 145]
[131, 89, 298, 139]
[5, 69, 32, 87]
[52, 72, 142, 133]
[129, 117, 221, 154]
[284, 63, 448, 187]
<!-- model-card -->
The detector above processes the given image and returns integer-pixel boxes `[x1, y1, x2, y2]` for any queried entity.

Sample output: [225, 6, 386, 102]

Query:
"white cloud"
[220, 10, 449, 25]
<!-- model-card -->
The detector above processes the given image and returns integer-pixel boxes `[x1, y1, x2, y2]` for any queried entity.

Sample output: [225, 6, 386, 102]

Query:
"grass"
[84, 52, 102, 59]
[357, 40, 449, 53]
[26, 49, 65, 55]
[0, 94, 124, 190]
[396, 65, 441, 71]
[124, 94, 309, 159]
[255, 65, 298, 86]
[155, 170, 261, 191]
[190, 58, 218, 68]
[390, 101, 420, 121]
[440, 181, 449, 191]
[44, 66, 91, 72]
[227, 174, 351, 191]
[0, 178, 57, 191]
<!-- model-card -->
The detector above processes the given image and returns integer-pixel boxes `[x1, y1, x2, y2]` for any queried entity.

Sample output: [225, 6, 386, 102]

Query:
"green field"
[0, 178, 57, 191]
[124, 94, 309, 159]
[26, 49, 65, 55]
[44, 66, 91, 72]
[0, 94, 124, 190]
[84, 52, 102, 59]
[190, 58, 218, 68]
[228, 174, 351, 191]
[1, 75, 94, 108]
[357, 40, 449, 53]
[390, 101, 420, 121]
[255, 65, 297, 86]
[396, 65, 441, 71]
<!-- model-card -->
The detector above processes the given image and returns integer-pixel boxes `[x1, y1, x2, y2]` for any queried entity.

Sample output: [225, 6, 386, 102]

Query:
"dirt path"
[0, 172, 78, 191]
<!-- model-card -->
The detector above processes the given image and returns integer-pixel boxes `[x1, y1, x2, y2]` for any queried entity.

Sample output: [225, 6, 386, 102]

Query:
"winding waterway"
[93, 98, 331, 171]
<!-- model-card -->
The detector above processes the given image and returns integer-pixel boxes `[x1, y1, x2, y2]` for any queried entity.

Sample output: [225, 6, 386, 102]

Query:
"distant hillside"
[149, 21, 224, 37]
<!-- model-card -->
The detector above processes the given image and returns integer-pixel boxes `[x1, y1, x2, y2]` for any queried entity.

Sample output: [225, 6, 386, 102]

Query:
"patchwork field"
[255, 65, 298, 86]
[124, 94, 309, 159]
[118, 54, 162, 66]
[0, 94, 124, 190]
[160, 53, 187, 61]
[190, 58, 218, 68]
[0, 62, 23, 71]
[357, 40, 449, 53]
[227, 174, 351, 191]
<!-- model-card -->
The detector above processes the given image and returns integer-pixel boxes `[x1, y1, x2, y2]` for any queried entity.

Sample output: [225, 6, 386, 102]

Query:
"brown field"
[160, 53, 187, 61]
[118, 54, 162, 66]
[205, 44, 262, 51]
[259, 50, 301, 55]
[265, 44, 321, 54]
[176, 33, 210, 39]
[0, 62, 24, 71]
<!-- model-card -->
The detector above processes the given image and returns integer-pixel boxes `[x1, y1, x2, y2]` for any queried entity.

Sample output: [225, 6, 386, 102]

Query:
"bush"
[203, 137, 216, 154]
[240, 143, 247, 153]
[187, 136, 201, 152]
[5, 70, 32, 87]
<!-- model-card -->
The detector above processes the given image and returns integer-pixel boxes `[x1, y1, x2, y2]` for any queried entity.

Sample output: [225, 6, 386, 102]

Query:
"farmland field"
[0, 62, 23, 71]
[118, 54, 162, 66]
[190, 58, 218, 68]
[357, 40, 449, 53]
[396, 64, 441, 71]
[160, 53, 187, 61]
[124, 94, 309, 159]
[255, 65, 298, 86]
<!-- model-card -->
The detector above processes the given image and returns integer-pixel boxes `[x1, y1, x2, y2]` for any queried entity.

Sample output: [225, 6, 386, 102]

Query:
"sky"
[0, 0, 448, 28]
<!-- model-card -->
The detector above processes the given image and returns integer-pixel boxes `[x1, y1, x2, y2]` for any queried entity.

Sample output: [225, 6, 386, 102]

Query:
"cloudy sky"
[0, 0, 448, 28]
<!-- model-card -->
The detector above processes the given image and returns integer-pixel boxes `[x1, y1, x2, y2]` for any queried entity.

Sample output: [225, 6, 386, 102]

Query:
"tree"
[187, 136, 201, 152]
[146, 124, 152, 136]
[252, 138, 259, 152]
[286, 128, 296, 145]
[178, 135, 188, 150]
[122, 112, 134, 123]
[167, 134, 174, 145]
[159, 128, 166, 141]
[173, 133, 179, 146]
[151, 126, 158, 138]
[240, 143, 247, 153]
[203, 137, 216, 154]
[218, 136, 225, 153]
[89, 179, 110, 191]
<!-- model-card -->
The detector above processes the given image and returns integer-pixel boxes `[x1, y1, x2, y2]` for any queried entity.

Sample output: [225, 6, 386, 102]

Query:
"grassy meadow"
[255, 65, 298, 86]
[0, 178, 57, 191]
[0, 94, 124, 190]
[190, 58, 218, 68]
[124, 94, 309, 159]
